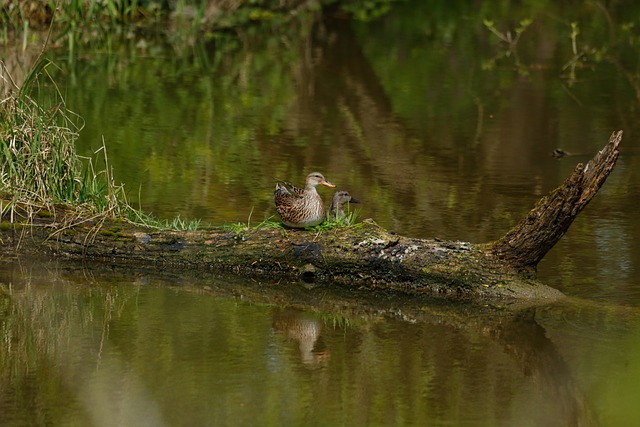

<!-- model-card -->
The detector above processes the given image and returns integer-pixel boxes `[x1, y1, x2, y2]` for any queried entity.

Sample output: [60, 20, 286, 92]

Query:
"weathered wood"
[488, 130, 623, 270]
[0, 132, 623, 301]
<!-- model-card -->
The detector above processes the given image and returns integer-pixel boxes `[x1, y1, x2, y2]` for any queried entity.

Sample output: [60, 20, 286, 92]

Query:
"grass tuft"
[0, 59, 200, 231]
[306, 208, 361, 232]
[155, 215, 202, 232]
[222, 215, 283, 240]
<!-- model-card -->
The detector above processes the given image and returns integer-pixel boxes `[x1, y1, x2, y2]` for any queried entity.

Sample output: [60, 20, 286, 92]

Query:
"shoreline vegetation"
[1, 0, 378, 231]
[0, 62, 360, 232]
[0, 69, 198, 230]
[0, 0, 395, 44]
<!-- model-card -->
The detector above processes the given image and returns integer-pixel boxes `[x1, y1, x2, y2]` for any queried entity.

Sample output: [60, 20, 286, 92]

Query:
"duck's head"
[332, 190, 359, 206]
[306, 172, 335, 189]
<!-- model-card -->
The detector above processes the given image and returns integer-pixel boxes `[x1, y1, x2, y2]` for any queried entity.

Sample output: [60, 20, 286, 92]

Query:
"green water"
[2, 0, 640, 425]
[2, 262, 640, 427]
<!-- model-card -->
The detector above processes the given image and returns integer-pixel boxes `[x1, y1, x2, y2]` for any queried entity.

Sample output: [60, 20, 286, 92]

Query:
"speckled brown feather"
[274, 172, 335, 228]
[274, 179, 305, 197]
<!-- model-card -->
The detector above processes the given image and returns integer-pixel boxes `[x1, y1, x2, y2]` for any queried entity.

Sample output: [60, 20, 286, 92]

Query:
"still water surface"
[2, 1, 640, 425]
[2, 261, 640, 427]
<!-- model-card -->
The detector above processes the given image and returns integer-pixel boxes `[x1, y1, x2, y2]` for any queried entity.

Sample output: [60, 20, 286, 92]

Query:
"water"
[2, 1, 640, 425]
[0, 261, 637, 427]
[2, 262, 640, 426]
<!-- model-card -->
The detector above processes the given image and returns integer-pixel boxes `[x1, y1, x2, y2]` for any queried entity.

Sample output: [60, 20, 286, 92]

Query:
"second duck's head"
[332, 190, 359, 207]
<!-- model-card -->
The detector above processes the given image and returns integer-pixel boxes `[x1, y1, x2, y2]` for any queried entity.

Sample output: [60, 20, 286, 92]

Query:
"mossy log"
[0, 131, 623, 301]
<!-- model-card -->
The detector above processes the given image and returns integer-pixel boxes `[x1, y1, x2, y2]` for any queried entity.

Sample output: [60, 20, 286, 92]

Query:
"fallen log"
[0, 131, 623, 301]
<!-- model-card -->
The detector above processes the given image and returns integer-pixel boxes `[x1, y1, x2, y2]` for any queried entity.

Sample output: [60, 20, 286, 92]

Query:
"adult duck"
[329, 190, 359, 225]
[274, 172, 335, 228]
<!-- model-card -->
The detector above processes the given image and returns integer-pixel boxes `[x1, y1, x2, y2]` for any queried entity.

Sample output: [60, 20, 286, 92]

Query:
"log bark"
[488, 130, 623, 270]
[0, 131, 623, 301]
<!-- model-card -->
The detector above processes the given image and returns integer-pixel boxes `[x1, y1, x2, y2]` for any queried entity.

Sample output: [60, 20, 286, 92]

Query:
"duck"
[552, 148, 570, 158]
[329, 190, 359, 225]
[274, 172, 335, 228]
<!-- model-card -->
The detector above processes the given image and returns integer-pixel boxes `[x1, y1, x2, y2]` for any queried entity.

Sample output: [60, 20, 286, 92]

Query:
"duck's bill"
[322, 181, 336, 188]
[349, 197, 360, 203]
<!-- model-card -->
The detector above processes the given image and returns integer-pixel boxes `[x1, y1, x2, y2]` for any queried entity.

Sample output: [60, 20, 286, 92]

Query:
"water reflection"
[489, 310, 597, 427]
[272, 308, 330, 366]
[19, 1, 635, 240]
[3, 260, 637, 426]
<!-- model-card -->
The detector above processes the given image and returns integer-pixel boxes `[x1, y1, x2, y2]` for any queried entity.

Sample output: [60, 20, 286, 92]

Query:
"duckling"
[329, 190, 359, 225]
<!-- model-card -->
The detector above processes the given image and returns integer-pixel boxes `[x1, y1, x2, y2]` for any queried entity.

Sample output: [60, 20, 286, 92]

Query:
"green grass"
[0, 59, 200, 231]
[0, 61, 360, 234]
[0, 0, 320, 48]
[221, 208, 361, 239]
[306, 208, 362, 232]
[222, 214, 284, 240]
[2, 62, 91, 207]
[155, 215, 202, 232]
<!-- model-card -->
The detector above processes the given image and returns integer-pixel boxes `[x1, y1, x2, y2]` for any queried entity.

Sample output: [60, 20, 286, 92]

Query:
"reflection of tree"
[185, 264, 604, 425]
[274, 3, 640, 295]
[0, 264, 159, 426]
[24, 2, 638, 251]
[278, 5, 567, 241]
[489, 310, 598, 427]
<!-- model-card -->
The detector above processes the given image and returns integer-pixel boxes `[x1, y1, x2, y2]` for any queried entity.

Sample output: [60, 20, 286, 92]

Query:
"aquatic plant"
[0, 59, 200, 231]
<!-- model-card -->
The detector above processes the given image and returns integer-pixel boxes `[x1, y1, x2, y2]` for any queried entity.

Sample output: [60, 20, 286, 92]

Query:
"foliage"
[222, 209, 360, 238]
[0, 0, 405, 52]
[302, 208, 361, 232]
[338, 0, 404, 21]
[1, 60, 93, 207]
[155, 215, 202, 231]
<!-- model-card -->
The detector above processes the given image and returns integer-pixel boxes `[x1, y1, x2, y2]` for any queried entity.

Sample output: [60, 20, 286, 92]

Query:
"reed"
[1, 61, 83, 206]
[0, 59, 200, 231]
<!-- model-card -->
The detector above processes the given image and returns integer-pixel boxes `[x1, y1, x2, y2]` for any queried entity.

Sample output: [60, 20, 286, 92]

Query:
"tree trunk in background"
[0, 132, 623, 301]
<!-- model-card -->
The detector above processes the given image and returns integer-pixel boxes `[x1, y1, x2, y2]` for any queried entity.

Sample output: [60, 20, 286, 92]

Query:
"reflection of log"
[0, 132, 622, 301]
[489, 310, 597, 427]
[3, 259, 608, 426]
